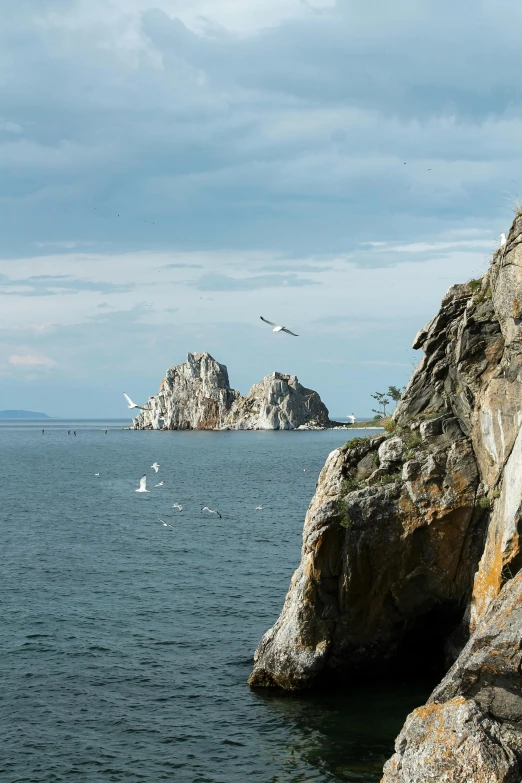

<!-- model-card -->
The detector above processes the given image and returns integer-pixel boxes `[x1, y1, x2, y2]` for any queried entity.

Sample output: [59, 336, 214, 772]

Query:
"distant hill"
[0, 410, 51, 419]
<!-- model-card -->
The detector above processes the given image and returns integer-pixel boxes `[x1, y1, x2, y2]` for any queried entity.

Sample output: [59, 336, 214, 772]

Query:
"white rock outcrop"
[131, 352, 240, 431]
[131, 353, 330, 431]
[224, 372, 330, 430]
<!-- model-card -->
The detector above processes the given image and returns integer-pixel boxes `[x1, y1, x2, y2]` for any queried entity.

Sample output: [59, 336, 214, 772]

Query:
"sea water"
[0, 421, 433, 782]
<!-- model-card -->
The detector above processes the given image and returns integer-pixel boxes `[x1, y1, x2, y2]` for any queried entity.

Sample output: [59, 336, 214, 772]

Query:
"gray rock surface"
[249, 215, 522, 779]
[224, 372, 329, 430]
[131, 353, 330, 431]
[382, 574, 522, 782]
[131, 352, 240, 431]
[381, 697, 520, 783]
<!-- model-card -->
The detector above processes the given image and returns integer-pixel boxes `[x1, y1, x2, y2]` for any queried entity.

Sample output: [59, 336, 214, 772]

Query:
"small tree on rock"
[387, 385, 403, 403]
[371, 392, 390, 418]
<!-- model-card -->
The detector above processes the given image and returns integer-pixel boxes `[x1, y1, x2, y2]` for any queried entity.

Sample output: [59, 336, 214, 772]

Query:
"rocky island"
[130, 352, 331, 430]
[249, 216, 522, 782]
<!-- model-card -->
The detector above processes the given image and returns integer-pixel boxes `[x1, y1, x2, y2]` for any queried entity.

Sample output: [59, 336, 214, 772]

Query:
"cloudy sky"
[1, 0, 519, 418]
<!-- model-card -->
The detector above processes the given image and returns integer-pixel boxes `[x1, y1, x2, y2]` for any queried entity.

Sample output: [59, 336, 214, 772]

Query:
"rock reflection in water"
[251, 677, 435, 782]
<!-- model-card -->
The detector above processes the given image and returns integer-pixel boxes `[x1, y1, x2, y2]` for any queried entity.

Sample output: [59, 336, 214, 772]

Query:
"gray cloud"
[0, 1, 517, 415]
[141, 4, 522, 120]
[195, 272, 321, 290]
[0, 274, 134, 296]
[162, 263, 204, 269]
[258, 262, 333, 273]
[0, 1, 519, 259]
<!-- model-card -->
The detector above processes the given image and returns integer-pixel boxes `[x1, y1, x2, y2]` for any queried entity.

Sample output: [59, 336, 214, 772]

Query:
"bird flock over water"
[120, 461, 264, 526]
[93, 457, 245, 522]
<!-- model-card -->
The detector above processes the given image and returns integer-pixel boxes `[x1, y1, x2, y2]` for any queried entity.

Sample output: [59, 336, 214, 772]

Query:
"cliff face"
[249, 216, 522, 779]
[131, 352, 240, 431]
[224, 372, 330, 430]
[382, 574, 522, 783]
[131, 353, 330, 431]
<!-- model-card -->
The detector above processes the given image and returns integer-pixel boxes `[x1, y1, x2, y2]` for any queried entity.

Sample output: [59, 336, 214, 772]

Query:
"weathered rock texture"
[224, 372, 330, 430]
[249, 215, 522, 779]
[131, 352, 240, 431]
[131, 353, 330, 431]
[382, 574, 522, 782]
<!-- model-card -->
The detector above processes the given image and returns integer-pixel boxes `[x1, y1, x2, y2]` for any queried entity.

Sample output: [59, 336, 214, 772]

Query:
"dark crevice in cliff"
[323, 601, 467, 683]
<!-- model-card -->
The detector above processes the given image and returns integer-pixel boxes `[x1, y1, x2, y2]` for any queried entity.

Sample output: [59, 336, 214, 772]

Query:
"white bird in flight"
[151, 463, 160, 473]
[201, 506, 222, 519]
[255, 505, 263, 511]
[172, 503, 183, 512]
[95, 472, 100, 477]
[135, 475, 150, 493]
[260, 317, 299, 336]
[124, 392, 150, 410]
[155, 481, 164, 487]
[347, 413, 356, 425]
[160, 520, 173, 528]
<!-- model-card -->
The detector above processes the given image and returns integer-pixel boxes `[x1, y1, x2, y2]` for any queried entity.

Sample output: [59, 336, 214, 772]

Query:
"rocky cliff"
[131, 352, 240, 431]
[131, 353, 330, 430]
[249, 216, 522, 780]
[224, 372, 330, 430]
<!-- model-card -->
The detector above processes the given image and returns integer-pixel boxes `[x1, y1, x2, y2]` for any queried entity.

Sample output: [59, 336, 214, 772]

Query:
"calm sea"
[1, 420, 432, 783]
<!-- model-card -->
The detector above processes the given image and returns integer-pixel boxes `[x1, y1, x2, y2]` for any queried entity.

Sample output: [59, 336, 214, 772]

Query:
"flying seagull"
[95, 473, 100, 477]
[124, 392, 150, 411]
[201, 506, 222, 519]
[135, 475, 150, 493]
[151, 462, 160, 473]
[260, 317, 299, 336]
[172, 503, 183, 512]
[255, 505, 263, 511]
[154, 481, 164, 487]
[160, 520, 173, 528]
[500, 233, 507, 247]
[347, 413, 356, 425]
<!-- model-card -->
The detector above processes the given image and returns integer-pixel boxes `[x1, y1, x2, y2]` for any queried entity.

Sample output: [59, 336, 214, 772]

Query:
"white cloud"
[9, 354, 57, 367]
[0, 120, 23, 134]
[376, 239, 498, 254]
[38, 0, 336, 38]
[33, 240, 96, 249]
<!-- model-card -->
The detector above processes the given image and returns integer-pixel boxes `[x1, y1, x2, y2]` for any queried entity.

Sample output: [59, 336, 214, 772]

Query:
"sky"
[1, 0, 520, 418]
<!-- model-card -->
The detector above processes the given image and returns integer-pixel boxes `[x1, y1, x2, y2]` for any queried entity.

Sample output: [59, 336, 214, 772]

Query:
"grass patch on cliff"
[474, 285, 492, 306]
[368, 470, 402, 487]
[340, 474, 362, 494]
[394, 426, 422, 459]
[338, 501, 354, 529]
[468, 277, 492, 305]
[344, 436, 371, 450]
[338, 473, 367, 527]
[477, 496, 492, 510]
[338, 481, 354, 528]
